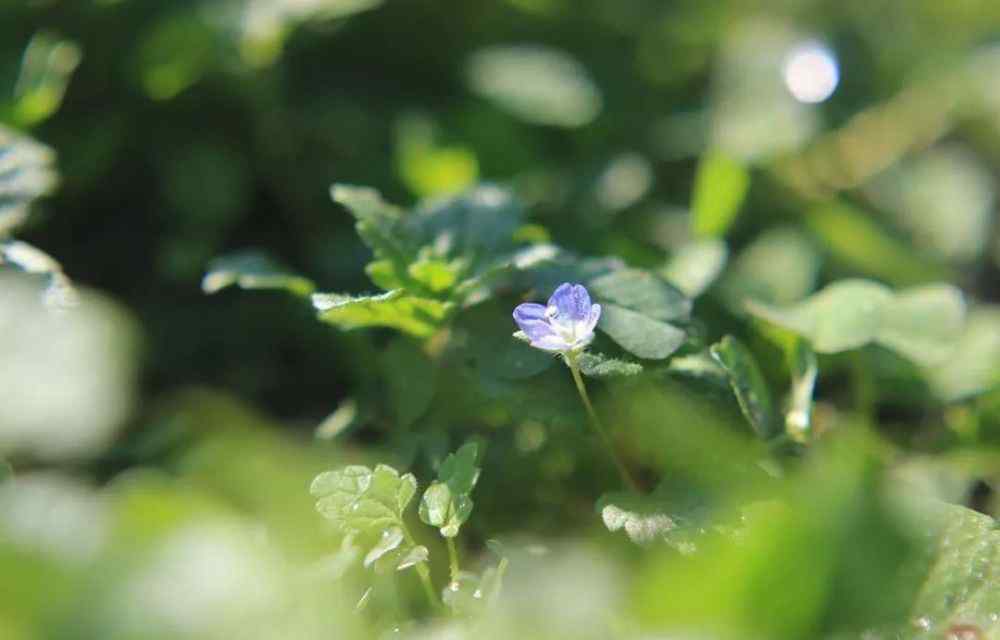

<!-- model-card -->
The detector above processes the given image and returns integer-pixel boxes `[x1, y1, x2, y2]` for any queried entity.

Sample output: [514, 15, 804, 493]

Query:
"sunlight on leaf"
[312, 289, 451, 337]
[465, 45, 602, 128]
[748, 279, 965, 367]
[11, 32, 81, 126]
[691, 152, 750, 238]
[419, 442, 481, 538]
[598, 303, 686, 360]
[202, 250, 315, 296]
[0, 127, 58, 236]
[661, 239, 728, 298]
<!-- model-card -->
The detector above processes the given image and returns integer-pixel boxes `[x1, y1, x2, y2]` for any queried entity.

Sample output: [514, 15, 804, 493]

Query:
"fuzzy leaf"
[578, 352, 643, 378]
[597, 482, 714, 552]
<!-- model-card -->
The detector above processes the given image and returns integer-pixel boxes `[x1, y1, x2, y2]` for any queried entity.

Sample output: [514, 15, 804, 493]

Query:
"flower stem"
[565, 353, 640, 493]
[446, 537, 460, 585]
[401, 524, 440, 610]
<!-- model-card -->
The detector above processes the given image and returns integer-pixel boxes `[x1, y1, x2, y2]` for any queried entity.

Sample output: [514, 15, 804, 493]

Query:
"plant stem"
[446, 537, 460, 585]
[565, 353, 641, 493]
[401, 524, 440, 610]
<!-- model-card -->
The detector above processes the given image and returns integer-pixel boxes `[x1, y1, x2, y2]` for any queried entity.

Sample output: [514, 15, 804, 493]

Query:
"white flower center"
[546, 304, 582, 345]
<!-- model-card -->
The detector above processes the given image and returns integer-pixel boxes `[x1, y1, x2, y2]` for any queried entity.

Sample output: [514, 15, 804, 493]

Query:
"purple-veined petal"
[513, 302, 547, 323]
[581, 303, 601, 336]
[513, 303, 557, 342]
[548, 283, 574, 317]
[549, 282, 592, 323]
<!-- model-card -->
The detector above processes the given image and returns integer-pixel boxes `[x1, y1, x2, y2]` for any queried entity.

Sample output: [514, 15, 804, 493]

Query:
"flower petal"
[513, 302, 546, 322]
[530, 334, 571, 352]
[549, 282, 592, 322]
[513, 303, 556, 342]
[582, 302, 601, 336]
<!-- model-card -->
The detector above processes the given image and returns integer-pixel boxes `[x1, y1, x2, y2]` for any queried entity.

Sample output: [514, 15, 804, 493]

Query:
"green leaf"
[578, 352, 644, 378]
[1, 240, 76, 308]
[380, 338, 435, 428]
[331, 184, 409, 267]
[363, 527, 404, 568]
[418, 482, 451, 528]
[9, 33, 81, 127]
[542, 266, 696, 361]
[407, 256, 461, 293]
[396, 545, 429, 571]
[310, 464, 417, 535]
[334, 183, 526, 306]
[402, 184, 524, 270]
[691, 152, 750, 238]
[878, 284, 966, 368]
[201, 250, 315, 296]
[0, 125, 58, 236]
[0, 458, 11, 484]
[928, 305, 1000, 401]
[438, 442, 481, 495]
[588, 268, 691, 323]
[364, 259, 407, 290]
[667, 350, 731, 390]
[747, 279, 965, 367]
[719, 227, 820, 307]
[747, 279, 891, 353]
[710, 336, 778, 439]
[312, 289, 451, 337]
[661, 239, 728, 298]
[806, 202, 949, 286]
[465, 45, 602, 128]
[598, 303, 686, 360]
[597, 481, 715, 551]
[419, 442, 481, 538]
[894, 503, 1000, 638]
[520, 252, 623, 295]
[396, 114, 478, 199]
[598, 493, 678, 545]
[310, 464, 424, 572]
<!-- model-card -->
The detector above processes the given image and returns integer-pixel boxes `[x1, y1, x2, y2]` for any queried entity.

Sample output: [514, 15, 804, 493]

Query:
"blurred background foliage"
[2, 0, 1000, 638]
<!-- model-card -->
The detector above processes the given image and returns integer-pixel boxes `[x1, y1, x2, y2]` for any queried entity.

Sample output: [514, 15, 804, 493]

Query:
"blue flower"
[513, 283, 601, 354]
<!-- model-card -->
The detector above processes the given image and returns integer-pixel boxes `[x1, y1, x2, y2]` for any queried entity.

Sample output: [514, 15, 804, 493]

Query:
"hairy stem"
[566, 353, 641, 493]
